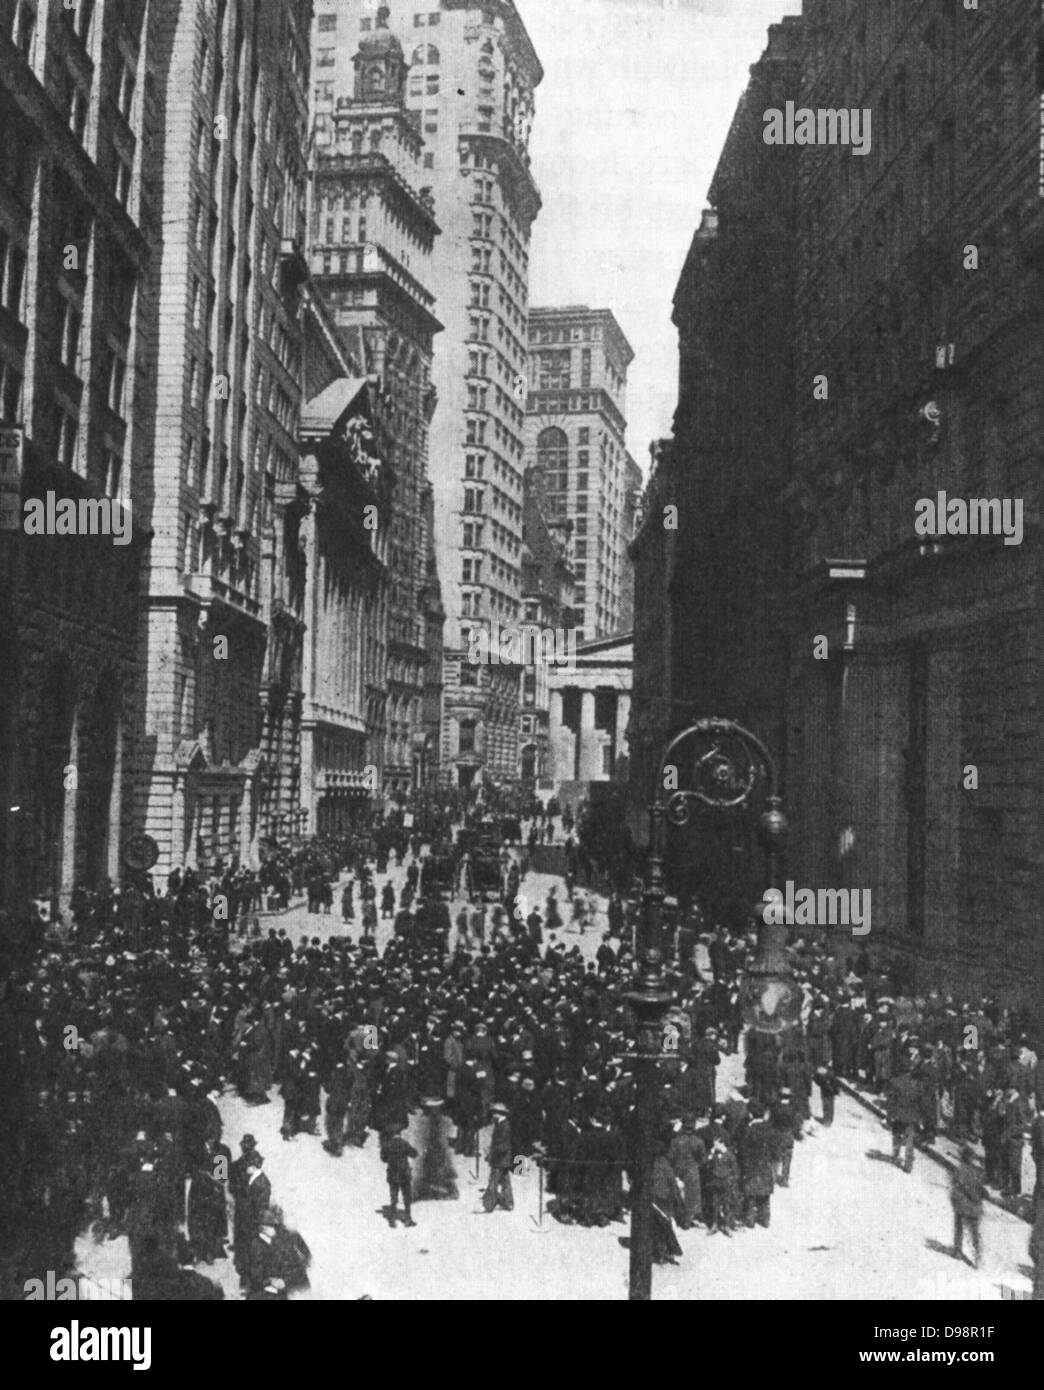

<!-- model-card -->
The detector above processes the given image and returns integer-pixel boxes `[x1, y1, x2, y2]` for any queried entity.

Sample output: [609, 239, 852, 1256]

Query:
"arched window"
[411, 44, 439, 65]
[537, 427, 568, 488]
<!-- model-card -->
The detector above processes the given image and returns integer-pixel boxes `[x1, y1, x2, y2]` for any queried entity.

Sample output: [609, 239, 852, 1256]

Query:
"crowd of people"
[4, 793, 1043, 1299]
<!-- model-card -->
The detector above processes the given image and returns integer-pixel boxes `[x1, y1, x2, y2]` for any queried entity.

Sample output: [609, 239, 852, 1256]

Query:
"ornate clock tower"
[352, 6, 407, 102]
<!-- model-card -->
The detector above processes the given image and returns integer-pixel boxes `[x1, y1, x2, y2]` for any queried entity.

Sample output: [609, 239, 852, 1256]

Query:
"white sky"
[521, 0, 802, 472]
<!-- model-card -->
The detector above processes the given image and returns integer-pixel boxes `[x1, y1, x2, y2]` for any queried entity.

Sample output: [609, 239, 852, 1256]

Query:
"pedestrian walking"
[950, 1145, 985, 1268]
[814, 1065, 840, 1126]
[885, 1068, 921, 1173]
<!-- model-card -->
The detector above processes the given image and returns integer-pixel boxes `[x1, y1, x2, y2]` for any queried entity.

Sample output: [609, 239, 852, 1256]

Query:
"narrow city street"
[73, 848, 1036, 1302]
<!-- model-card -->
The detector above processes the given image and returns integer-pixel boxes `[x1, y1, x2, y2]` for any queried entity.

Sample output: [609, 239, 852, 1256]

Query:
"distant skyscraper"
[310, 14, 445, 797]
[525, 307, 635, 641]
[310, 1, 543, 788]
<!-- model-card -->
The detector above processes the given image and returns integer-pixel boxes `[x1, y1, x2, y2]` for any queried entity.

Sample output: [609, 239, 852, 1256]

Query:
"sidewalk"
[837, 1075, 1036, 1223]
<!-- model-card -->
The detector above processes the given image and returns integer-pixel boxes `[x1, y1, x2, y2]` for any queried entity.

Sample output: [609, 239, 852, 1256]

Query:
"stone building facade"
[785, 0, 1044, 999]
[668, 21, 800, 797]
[310, 14, 444, 800]
[627, 439, 682, 812]
[547, 632, 632, 809]
[299, 375, 392, 835]
[519, 467, 574, 786]
[130, 0, 318, 879]
[0, 0, 154, 912]
[632, 2, 1044, 999]
[524, 306, 635, 642]
[311, 0, 543, 790]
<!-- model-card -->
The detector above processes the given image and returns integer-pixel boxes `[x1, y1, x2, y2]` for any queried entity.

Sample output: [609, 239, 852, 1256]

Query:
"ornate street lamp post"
[625, 717, 800, 1301]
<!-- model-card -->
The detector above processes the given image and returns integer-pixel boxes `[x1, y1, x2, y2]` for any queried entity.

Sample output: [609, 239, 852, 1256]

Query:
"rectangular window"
[0, 358, 24, 423]
[2, 239, 27, 318]
[317, 13, 337, 30]
[114, 153, 132, 206]
[12, 0, 36, 60]
[105, 451, 123, 500]
[109, 352, 126, 415]
[59, 299, 82, 373]
[316, 48, 335, 67]
[458, 720, 476, 754]
[119, 60, 136, 121]
[55, 407, 77, 469]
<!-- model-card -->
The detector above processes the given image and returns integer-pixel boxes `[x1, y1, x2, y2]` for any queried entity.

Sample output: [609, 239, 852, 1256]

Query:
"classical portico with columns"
[547, 632, 632, 806]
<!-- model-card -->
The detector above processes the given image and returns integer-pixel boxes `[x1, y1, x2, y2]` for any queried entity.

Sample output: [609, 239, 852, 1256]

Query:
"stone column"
[614, 692, 631, 772]
[106, 720, 124, 883]
[58, 718, 80, 917]
[170, 772, 186, 873]
[578, 688, 598, 782]
[548, 687, 564, 784]
[239, 780, 254, 867]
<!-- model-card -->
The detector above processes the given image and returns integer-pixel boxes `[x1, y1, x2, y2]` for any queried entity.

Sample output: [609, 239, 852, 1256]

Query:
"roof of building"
[358, 6, 402, 57]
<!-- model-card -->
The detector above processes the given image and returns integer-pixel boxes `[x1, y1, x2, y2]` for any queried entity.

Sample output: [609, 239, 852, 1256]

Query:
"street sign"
[0, 426, 24, 531]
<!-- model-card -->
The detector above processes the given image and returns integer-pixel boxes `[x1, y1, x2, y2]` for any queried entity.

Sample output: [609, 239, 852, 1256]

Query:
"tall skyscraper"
[525, 306, 634, 641]
[135, 0, 320, 875]
[310, 1, 543, 789]
[310, 13, 445, 799]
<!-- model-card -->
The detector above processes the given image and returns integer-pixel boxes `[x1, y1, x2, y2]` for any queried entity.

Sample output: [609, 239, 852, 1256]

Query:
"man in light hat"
[481, 1102, 514, 1212]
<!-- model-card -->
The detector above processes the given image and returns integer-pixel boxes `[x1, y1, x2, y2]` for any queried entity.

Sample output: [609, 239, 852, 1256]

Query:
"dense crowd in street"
[3, 793, 1043, 1299]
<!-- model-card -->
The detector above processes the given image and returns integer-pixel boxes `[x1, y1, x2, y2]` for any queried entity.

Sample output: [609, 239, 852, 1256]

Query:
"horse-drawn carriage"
[419, 845, 458, 899]
[463, 851, 502, 903]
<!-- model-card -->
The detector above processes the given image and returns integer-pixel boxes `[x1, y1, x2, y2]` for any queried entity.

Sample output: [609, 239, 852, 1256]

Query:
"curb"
[837, 1077, 1030, 1222]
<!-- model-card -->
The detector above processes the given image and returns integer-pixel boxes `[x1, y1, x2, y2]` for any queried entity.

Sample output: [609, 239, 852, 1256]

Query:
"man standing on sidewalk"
[950, 1145, 985, 1268]
[381, 1126, 417, 1228]
[481, 1101, 514, 1212]
[885, 1066, 921, 1173]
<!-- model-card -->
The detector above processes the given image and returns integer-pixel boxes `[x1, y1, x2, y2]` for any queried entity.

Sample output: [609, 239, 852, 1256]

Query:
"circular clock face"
[123, 833, 160, 871]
